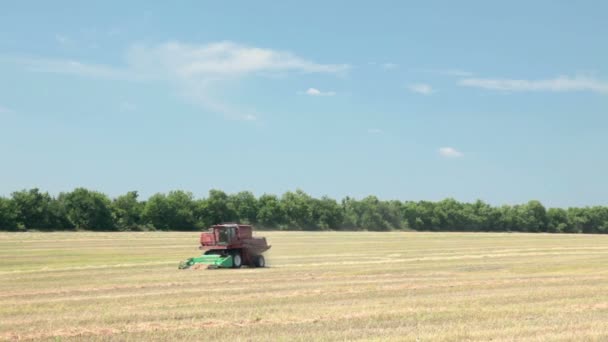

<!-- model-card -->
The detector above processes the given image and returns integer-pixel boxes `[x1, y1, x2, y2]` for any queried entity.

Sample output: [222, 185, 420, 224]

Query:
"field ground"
[1, 231, 608, 341]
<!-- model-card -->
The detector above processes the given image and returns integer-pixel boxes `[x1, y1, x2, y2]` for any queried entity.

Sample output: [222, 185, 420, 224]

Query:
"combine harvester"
[179, 223, 271, 269]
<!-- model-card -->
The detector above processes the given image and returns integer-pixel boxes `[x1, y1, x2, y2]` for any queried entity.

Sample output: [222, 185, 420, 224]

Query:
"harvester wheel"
[254, 255, 265, 268]
[232, 253, 242, 268]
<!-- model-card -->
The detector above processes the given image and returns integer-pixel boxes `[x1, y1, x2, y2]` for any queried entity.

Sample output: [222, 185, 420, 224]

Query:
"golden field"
[1, 231, 607, 341]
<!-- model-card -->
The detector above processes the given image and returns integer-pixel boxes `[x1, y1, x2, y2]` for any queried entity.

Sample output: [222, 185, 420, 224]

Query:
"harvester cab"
[216, 225, 236, 245]
[179, 223, 271, 269]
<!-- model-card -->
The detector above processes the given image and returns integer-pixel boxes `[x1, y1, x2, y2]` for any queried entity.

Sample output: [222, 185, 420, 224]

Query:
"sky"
[0, 1, 607, 207]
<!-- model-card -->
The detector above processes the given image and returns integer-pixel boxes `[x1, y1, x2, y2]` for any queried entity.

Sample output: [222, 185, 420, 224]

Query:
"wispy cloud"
[19, 57, 135, 80]
[127, 41, 350, 78]
[179, 87, 259, 122]
[438, 147, 464, 158]
[54, 32, 103, 51]
[415, 68, 473, 77]
[369, 62, 399, 70]
[0, 105, 13, 114]
[304, 88, 336, 96]
[13, 41, 348, 120]
[382, 63, 398, 70]
[367, 128, 383, 134]
[459, 75, 608, 94]
[54, 34, 72, 46]
[408, 83, 434, 95]
[107, 27, 122, 37]
[242, 114, 257, 121]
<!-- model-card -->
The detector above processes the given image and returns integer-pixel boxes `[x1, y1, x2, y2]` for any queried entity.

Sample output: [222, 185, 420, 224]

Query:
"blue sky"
[1, 1, 607, 207]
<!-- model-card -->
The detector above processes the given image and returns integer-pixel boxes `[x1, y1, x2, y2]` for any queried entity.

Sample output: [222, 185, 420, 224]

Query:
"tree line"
[0, 188, 607, 233]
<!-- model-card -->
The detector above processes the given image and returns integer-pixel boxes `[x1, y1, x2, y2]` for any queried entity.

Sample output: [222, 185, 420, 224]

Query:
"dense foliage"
[0, 188, 607, 233]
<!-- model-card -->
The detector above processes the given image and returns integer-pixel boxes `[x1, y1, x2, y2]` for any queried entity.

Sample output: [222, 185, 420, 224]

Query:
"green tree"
[197, 189, 237, 227]
[434, 198, 467, 231]
[142, 191, 197, 230]
[496, 205, 517, 231]
[341, 197, 360, 230]
[519, 200, 548, 232]
[359, 196, 396, 231]
[568, 206, 608, 234]
[0, 197, 19, 231]
[495, 201, 548, 233]
[589, 207, 608, 234]
[310, 196, 343, 230]
[59, 188, 114, 230]
[280, 190, 314, 230]
[411, 201, 440, 231]
[342, 196, 396, 231]
[166, 190, 198, 230]
[401, 201, 420, 230]
[142, 193, 170, 230]
[229, 191, 259, 224]
[471, 200, 501, 232]
[3, 186, 608, 234]
[112, 191, 144, 230]
[547, 208, 569, 233]
[11, 188, 65, 230]
[386, 200, 406, 230]
[257, 194, 284, 228]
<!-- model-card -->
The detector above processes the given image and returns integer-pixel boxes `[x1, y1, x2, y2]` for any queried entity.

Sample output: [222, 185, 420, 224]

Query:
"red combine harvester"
[179, 223, 271, 269]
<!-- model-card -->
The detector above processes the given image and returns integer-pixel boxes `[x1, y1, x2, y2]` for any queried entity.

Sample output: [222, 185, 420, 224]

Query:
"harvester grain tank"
[179, 223, 271, 269]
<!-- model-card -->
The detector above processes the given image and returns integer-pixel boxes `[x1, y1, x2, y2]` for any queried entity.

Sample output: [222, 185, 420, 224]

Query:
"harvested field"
[1, 231, 608, 341]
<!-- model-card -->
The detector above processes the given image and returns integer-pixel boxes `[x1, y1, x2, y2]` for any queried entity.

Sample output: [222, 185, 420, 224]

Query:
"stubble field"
[1, 231, 607, 341]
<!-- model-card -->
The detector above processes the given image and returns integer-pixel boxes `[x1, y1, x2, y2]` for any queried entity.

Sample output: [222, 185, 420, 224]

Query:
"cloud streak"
[438, 147, 463, 158]
[369, 62, 399, 70]
[126, 41, 349, 78]
[14, 41, 349, 120]
[304, 88, 336, 96]
[20, 41, 348, 81]
[20, 57, 134, 80]
[408, 83, 434, 95]
[0, 105, 13, 114]
[414, 68, 473, 77]
[459, 75, 608, 94]
[382, 63, 398, 70]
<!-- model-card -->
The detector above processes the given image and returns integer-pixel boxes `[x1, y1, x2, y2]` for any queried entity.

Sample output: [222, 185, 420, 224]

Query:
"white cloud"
[306, 88, 321, 95]
[17, 41, 349, 80]
[438, 147, 464, 158]
[408, 83, 434, 95]
[369, 62, 399, 70]
[126, 41, 349, 78]
[382, 63, 399, 70]
[305, 87, 336, 96]
[459, 75, 608, 94]
[14, 41, 348, 120]
[367, 128, 383, 134]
